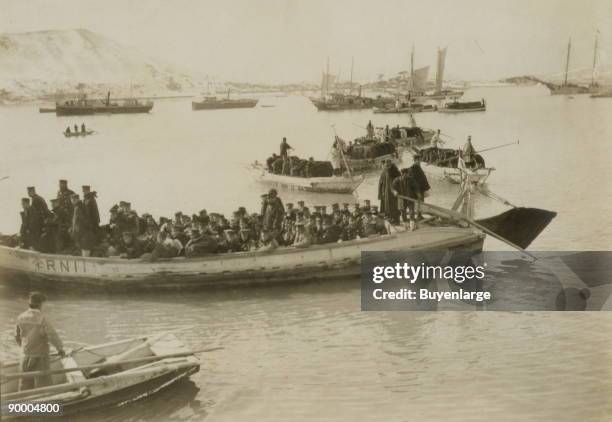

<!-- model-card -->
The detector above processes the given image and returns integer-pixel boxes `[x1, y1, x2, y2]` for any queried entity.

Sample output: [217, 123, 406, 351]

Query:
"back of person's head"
[28, 291, 46, 309]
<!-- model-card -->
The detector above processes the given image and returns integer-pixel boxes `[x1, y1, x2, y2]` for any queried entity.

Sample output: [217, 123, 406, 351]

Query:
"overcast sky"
[2, 0, 611, 83]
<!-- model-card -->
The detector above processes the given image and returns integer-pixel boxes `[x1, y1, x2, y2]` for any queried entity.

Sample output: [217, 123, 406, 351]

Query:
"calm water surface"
[1, 86, 612, 421]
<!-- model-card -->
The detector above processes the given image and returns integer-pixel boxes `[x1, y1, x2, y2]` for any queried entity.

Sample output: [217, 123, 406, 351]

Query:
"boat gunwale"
[0, 226, 481, 267]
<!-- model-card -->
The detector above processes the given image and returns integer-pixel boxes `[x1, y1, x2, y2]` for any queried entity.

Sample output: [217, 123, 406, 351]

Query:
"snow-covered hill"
[0, 28, 201, 102]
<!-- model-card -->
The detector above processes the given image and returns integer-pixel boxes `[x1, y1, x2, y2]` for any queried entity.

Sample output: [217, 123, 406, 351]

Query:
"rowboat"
[39, 107, 56, 113]
[64, 130, 95, 138]
[1, 333, 200, 415]
[0, 224, 485, 291]
[252, 163, 364, 194]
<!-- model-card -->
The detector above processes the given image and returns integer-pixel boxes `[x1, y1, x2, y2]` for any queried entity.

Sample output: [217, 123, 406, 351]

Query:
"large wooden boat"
[0, 225, 485, 291]
[409, 146, 494, 186]
[1, 333, 200, 415]
[252, 163, 364, 194]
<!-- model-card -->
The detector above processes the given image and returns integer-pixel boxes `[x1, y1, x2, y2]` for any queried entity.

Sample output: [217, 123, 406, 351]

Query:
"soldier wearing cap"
[70, 194, 96, 256]
[293, 215, 312, 248]
[82, 185, 100, 234]
[362, 199, 371, 212]
[15, 292, 65, 391]
[392, 167, 420, 231]
[342, 203, 351, 216]
[319, 215, 340, 244]
[56, 180, 75, 217]
[26, 187, 50, 250]
[261, 189, 285, 237]
[296, 200, 310, 218]
[19, 198, 33, 249]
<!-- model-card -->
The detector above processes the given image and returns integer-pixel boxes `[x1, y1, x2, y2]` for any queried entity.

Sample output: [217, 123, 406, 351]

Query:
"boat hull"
[254, 168, 364, 194]
[0, 227, 484, 291]
[64, 130, 94, 138]
[373, 106, 437, 114]
[191, 99, 258, 110]
[334, 153, 400, 173]
[55, 104, 153, 116]
[439, 106, 486, 113]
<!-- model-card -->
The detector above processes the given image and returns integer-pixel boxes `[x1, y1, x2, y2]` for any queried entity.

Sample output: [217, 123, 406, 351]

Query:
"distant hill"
[0, 28, 201, 103]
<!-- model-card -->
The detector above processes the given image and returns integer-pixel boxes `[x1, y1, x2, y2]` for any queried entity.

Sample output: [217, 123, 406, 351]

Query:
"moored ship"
[55, 92, 154, 116]
[192, 90, 258, 110]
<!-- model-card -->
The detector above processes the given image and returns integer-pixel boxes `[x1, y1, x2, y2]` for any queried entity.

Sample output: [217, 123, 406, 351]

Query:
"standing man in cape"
[391, 168, 420, 231]
[26, 187, 49, 250]
[378, 160, 401, 224]
[70, 194, 96, 257]
[82, 185, 100, 234]
[409, 154, 431, 219]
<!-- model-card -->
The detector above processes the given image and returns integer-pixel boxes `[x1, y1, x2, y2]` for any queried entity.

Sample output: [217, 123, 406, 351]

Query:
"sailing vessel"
[588, 31, 612, 97]
[55, 92, 154, 116]
[542, 38, 589, 95]
[426, 47, 464, 99]
[192, 89, 258, 110]
[310, 58, 375, 111]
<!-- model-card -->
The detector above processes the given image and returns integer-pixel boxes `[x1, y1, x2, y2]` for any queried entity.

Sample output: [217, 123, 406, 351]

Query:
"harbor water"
[1, 85, 612, 421]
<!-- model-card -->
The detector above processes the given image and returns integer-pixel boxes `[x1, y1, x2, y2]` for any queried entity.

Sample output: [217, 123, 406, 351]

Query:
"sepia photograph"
[0, 0, 611, 420]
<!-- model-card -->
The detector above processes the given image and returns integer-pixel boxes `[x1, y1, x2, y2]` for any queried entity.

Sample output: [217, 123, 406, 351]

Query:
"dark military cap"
[286, 203, 294, 209]
[364, 199, 371, 206]
[297, 200, 305, 206]
[82, 185, 91, 193]
[331, 203, 339, 210]
[268, 188, 278, 196]
[59, 179, 68, 185]
[119, 201, 128, 207]
[199, 209, 207, 215]
[21, 197, 30, 204]
[343, 203, 350, 209]
[238, 207, 247, 214]
[27, 186, 35, 192]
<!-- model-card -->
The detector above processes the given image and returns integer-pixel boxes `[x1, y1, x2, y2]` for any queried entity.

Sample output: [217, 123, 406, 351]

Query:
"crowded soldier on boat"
[9, 179, 412, 260]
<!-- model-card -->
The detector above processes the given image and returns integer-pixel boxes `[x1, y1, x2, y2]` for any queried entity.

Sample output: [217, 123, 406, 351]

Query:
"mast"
[349, 57, 354, 95]
[564, 38, 571, 86]
[326, 57, 330, 97]
[591, 31, 599, 87]
[410, 44, 415, 92]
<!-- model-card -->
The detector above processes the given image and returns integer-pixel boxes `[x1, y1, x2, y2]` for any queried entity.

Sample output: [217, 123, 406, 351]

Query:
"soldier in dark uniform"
[19, 198, 33, 249]
[70, 194, 96, 256]
[56, 180, 76, 220]
[378, 160, 401, 224]
[410, 155, 431, 219]
[319, 216, 341, 244]
[391, 168, 420, 231]
[296, 200, 310, 218]
[82, 186, 100, 234]
[261, 189, 285, 237]
[25, 188, 49, 250]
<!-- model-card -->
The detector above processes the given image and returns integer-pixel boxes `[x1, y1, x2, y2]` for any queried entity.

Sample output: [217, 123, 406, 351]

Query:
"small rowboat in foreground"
[0, 333, 200, 415]
[252, 163, 364, 194]
[64, 130, 95, 138]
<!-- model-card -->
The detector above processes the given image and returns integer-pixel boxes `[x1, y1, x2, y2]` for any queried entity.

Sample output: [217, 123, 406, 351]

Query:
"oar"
[396, 194, 536, 260]
[1, 347, 223, 382]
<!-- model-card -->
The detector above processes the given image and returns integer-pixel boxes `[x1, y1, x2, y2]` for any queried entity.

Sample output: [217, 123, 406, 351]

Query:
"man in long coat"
[377, 161, 401, 224]
[70, 194, 96, 256]
[56, 179, 75, 215]
[410, 154, 431, 219]
[26, 187, 50, 250]
[82, 186, 100, 233]
[391, 168, 420, 230]
[261, 189, 285, 237]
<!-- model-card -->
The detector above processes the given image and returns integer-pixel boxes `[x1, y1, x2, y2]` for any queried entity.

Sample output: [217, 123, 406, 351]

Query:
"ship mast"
[563, 38, 571, 86]
[591, 31, 599, 87]
[326, 56, 330, 97]
[411, 45, 415, 88]
[349, 57, 354, 95]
